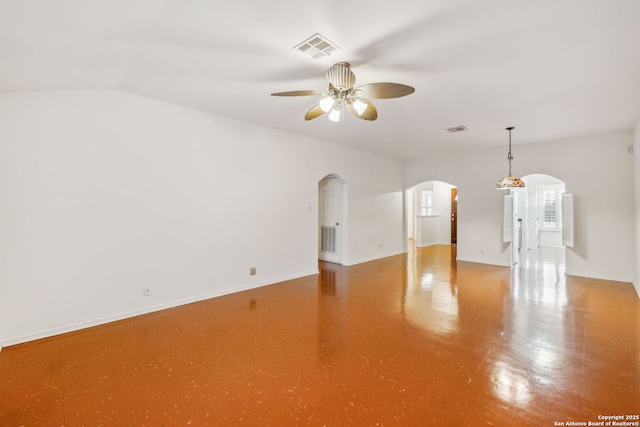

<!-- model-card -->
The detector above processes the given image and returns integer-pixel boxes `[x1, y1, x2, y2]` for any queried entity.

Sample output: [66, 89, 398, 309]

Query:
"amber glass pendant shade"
[496, 175, 525, 189]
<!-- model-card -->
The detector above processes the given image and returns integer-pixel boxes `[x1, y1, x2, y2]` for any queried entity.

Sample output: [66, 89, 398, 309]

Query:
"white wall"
[0, 91, 404, 346]
[412, 181, 454, 247]
[405, 132, 635, 282]
[634, 119, 640, 297]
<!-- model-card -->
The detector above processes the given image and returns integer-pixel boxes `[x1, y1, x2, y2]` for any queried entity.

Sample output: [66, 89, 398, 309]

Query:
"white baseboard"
[6, 263, 635, 348]
[2, 269, 319, 348]
[451, 261, 634, 284]
[455, 257, 511, 268]
[343, 250, 404, 266]
[415, 241, 451, 248]
[564, 270, 633, 284]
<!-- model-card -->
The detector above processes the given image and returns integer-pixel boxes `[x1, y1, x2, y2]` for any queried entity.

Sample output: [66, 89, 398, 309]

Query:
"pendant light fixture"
[496, 127, 525, 190]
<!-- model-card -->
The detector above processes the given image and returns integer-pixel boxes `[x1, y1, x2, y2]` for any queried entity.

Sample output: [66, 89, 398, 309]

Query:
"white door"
[511, 191, 519, 265]
[503, 193, 519, 265]
[406, 190, 415, 239]
[526, 186, 538, 250]
[562, 193, 574, 247]
[319, 176, 342, 263]
[503, 194, 514, 243]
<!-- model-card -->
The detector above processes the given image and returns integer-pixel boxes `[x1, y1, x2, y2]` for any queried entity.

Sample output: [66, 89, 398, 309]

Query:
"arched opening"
[406, 180, 458, 249]
[318, 174, 347, 264]
[510, 174, 566, 269]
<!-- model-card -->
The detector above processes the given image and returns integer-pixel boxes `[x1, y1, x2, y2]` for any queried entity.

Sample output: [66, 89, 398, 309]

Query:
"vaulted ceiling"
[2, 0, 640, 159]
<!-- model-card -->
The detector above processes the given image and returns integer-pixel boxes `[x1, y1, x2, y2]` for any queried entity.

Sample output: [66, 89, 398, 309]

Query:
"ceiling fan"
[271, 62, 415, 122]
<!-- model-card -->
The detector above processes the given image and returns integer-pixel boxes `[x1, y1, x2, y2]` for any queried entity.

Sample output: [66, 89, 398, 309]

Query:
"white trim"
[415, 242, 436, 248]
[562, 193, 574, 247]
[415, 241, 452, 248]
[564, 270, 633, 284]
[455, 257, 511, 268]
[451, 261, 633, 283]
[343, 250, 404, 266]
[1, 269, 318, 348]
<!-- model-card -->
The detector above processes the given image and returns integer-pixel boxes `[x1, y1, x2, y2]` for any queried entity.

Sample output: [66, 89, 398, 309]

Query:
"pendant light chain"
[507, 126, 514, 176]
[496, 126, 524, 189]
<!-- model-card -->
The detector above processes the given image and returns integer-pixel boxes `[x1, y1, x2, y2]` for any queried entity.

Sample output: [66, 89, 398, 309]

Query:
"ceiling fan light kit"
[271, 62, 415, 122]
[319, 97, 335, 112]
[328, 107, 342, 122]
[352, 99, 368, 115]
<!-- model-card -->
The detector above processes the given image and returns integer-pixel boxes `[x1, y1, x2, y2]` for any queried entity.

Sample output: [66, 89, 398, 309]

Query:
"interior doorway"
[318, 175, 345, 264]
[510, 174, 567, 268]
[407, 181, 457, 249]
[450, 188, 457, 245]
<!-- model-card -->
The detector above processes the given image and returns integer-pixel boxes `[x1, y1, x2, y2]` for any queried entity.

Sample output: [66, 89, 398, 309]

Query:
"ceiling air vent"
[447, 126, 468, 133]
[294, 33, 340, 59]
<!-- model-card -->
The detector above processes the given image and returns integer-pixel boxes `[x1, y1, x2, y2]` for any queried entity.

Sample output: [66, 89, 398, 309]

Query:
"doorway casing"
[507, 174, 567, 267]
[318, 174, 347, 264]
[405, 180, 458, 250]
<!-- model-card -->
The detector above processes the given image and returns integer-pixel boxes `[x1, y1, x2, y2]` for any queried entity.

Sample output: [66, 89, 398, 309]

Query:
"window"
[539, 187, 563, 229]
[420, 191, 434, 216]
[543, 190, 557, 227]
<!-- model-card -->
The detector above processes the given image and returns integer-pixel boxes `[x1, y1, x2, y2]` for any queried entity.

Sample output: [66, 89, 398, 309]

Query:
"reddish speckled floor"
[1, 245, 639, 426]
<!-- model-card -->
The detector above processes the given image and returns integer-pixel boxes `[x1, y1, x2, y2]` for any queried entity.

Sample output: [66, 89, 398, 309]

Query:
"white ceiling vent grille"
[294, 33, 339, 59]
[447, 126, 468, 133]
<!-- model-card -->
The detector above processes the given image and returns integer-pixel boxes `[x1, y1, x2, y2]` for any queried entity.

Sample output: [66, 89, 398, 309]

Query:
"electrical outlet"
[143, 286, 151, 296]
[250, 267, 256, 276]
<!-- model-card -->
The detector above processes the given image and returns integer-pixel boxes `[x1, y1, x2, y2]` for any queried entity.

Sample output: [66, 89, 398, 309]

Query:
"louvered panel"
[321, 225, 336, 253]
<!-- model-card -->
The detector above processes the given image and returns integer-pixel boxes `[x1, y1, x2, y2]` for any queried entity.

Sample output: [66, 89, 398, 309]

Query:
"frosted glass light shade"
[328, 106, 341, 122]
[319, 97, 335, 113]
[352, 99, 367, 115]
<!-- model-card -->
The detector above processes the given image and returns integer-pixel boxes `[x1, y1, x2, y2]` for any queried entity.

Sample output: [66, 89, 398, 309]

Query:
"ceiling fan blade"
[326, 62, 355, 90]
[305, 105, 326, 121]
[353, 82, 415, 99]
[347, 100, 378, 121]
[271, 90, 323, 97]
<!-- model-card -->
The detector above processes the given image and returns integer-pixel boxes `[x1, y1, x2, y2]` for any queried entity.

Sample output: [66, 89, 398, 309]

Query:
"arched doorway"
[511, 174, 566, 268]
[407, 181, 458, 248]
[318, 174, 347, 264]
